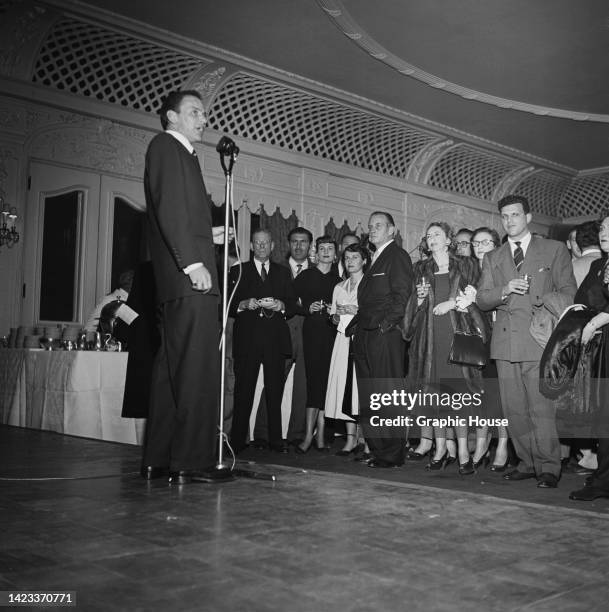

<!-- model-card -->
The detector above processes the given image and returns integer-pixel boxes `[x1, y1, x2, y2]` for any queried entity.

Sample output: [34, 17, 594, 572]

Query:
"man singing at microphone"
[142, 90, 228, 484]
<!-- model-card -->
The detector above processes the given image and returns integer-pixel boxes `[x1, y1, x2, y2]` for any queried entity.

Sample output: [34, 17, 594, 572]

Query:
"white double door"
[22, 162, 145, 326]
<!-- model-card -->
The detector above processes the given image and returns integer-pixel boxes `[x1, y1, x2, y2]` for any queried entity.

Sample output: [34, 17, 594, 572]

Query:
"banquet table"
[0, 349, 144, 445]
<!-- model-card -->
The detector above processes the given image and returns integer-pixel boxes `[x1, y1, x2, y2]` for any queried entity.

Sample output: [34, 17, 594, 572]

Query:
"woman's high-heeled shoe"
[406, 447, 431, 461]
[427, 451, 448, 471]
[335, 443, 363, 457]
[459, 458, 475, 475]
[489, 460, 508, 472]
[472, 450, 490, 470]
[335, 434, 358, 456]
[295, 444, 310, 455]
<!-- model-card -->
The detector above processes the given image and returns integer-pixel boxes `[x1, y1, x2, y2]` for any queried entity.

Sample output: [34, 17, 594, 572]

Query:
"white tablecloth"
[0, 349, 144, 445]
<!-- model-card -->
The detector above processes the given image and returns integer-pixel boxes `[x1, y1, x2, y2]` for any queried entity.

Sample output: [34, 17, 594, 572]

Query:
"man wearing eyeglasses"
[476, 195, 576, 489]
[228, 228, 296, 454]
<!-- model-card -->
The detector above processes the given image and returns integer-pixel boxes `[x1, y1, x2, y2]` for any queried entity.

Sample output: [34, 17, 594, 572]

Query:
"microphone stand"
[216, 140, 276, 482]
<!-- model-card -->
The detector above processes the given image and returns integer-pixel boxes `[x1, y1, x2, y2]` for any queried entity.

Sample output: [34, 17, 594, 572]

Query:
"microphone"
[216, 136, 240, 157]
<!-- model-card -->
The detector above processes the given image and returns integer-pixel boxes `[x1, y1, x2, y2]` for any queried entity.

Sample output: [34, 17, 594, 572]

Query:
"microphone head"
[216, 136, 239, 156]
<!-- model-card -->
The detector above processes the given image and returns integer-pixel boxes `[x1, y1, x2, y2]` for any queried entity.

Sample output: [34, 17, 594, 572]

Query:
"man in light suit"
[477, 194, 577, 488]
[143, 90, 228, 484]
[352, 211, 413, 467]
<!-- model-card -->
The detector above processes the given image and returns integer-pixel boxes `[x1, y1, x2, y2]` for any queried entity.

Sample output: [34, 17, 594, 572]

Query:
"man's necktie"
[295, 264, 302, 276]
[260, 263, 267, 282]
[191, 150, 197, 158]
[513, 241, 524, 271]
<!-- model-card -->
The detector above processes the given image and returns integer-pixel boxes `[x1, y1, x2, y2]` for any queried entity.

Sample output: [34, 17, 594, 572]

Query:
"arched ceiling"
[56, 0, 609, 171]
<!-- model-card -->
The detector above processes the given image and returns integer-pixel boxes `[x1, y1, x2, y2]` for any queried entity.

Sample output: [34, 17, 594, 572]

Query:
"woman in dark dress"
[457, 227, 509, 470]
[570, 215, 609, 500]
[295, 236, 341, 453]
[403, 221, 487, 474]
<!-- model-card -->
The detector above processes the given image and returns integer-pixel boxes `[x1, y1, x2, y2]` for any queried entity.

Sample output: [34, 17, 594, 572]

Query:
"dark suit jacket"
[229, 261, 296, 359]
[357, 241, 414, 332]
[477, 235, 576, 362]
[145, 132, 218, 304]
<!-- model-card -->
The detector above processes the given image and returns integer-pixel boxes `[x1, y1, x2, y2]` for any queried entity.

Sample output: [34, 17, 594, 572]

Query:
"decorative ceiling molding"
[318, 0, 609, 125]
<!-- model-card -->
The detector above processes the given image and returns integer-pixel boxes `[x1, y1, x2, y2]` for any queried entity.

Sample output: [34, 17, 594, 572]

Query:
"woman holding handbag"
[456, 227, 510, 471]
[403, 221, 488, 474]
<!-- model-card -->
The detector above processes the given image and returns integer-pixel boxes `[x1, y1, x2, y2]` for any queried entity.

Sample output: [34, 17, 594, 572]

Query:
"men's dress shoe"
[569, 485, 609, 501]
[168, 470, 194, 484]
[269, 442, 289, 454]
[503, 469, 536, 481]
[537, 473, 558, 488]
[367, 458, 403, 468]
[354, 452, 372, 463]
[140, 466, 168, 480]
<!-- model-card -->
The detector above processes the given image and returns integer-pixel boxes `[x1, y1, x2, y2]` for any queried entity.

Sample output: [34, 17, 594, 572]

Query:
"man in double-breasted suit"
[143, 90, 228, 484]
[229, 228, 296, 453]
[477, 194, 577, 488]
[352, 212, 414, 467]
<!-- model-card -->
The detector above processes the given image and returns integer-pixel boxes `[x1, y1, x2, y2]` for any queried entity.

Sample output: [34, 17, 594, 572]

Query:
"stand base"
[210, 465, 236, 482]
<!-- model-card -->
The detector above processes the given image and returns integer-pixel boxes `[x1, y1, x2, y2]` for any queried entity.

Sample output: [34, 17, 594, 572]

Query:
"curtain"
[259, 205, 299, 263]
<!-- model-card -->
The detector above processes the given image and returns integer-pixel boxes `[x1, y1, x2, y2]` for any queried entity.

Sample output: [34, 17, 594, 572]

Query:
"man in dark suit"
[229, 228, 296, 453]
[142, 90, 228, 484]
[352, 211, 414, 467]
[477, 194, 577, 488]
[251, 226, 312, 447]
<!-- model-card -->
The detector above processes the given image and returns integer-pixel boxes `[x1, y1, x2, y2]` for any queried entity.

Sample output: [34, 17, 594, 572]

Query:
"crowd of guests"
[226, 194, 609, 501]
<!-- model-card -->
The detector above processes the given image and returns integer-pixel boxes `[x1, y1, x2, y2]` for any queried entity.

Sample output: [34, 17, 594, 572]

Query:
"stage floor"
[2, 425, 609, 611]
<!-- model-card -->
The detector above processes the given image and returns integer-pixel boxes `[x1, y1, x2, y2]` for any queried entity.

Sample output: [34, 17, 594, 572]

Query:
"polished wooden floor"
[1, 425, 608, 611]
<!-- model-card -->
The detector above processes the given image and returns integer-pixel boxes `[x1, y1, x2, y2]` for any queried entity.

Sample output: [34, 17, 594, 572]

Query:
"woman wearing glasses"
[456, 227, 510, 471]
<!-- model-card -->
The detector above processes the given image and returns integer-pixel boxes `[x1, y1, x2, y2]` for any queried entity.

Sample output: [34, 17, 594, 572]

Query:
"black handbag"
[448, 330, 488, 368]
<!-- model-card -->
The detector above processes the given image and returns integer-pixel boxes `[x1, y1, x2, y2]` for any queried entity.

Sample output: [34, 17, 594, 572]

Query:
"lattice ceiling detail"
[427, 145, 522, 202]
[18, 13, 601, 219]
[32, 19, 203, 113]
[207, 72, 436, 179]
[560, 173, 609, 218]
[512, 171, 571, 217]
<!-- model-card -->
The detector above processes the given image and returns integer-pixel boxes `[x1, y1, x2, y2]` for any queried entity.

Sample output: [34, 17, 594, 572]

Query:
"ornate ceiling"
[70, 0, 609, 172]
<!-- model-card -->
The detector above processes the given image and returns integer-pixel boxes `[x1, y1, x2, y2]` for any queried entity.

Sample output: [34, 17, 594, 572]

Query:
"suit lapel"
[521, 236, 543, 275]
[359, 242, 394, 297]
[494, 242, 517, 282]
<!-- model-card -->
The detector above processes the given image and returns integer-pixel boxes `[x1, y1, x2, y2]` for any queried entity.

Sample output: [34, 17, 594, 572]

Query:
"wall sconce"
[0, 196, 20, 250]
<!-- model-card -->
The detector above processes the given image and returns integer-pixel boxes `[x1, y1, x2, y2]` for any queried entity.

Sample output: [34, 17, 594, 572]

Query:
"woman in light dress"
[325, 243, 369, 455]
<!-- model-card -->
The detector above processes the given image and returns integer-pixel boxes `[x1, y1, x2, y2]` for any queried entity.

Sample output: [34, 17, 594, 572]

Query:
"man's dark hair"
[288, 227, 313, 243]
[158, 90, 202, 130]
[575, 220, 600, 251]
[369, 211, 395, 226]
[456, 228, 473, 238]
[498, 194, 530, 214]
[340, 232, 359, 245]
